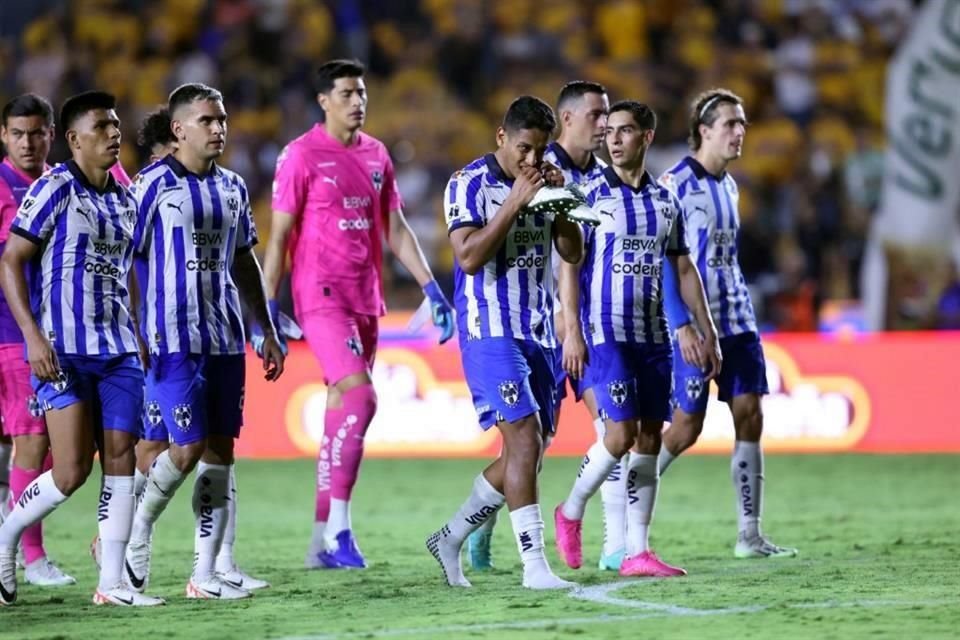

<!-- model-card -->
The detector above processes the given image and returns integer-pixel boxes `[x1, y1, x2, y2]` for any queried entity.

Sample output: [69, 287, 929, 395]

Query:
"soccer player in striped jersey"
[124, 83, 285, 600]
[0, 91, 163, 606]
[0, 94, 75, 588]
[553, 101, 720, 577]
[467, 80, 614, 571]
[262, 59, 453, 570]
[658, 88, 798, 559]
[427, 95, 582, 590]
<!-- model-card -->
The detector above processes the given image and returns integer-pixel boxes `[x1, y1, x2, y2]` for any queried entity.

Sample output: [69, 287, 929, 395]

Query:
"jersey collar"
[548, 141, 598, 174]
[603, 166, 654, 193]
[66, 159, 123, 195]
[484, 153, 512, 184]
[164, 154, 222, 179]
[685, 156, 725, 181]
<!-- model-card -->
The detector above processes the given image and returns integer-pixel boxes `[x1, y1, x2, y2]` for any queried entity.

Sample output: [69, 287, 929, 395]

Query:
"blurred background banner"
[863, 0, 960, 330]
[238, 314, 960, 459]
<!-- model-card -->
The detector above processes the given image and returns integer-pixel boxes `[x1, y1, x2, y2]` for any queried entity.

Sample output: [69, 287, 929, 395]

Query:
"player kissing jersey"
[132, 155, 257, 355]
[271, 124, 402, 319]
[11, 161, 138, 355]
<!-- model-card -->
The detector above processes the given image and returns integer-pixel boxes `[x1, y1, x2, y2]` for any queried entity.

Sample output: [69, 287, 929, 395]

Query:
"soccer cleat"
[93, 584, 165, 606]
[426, 526, 471, 587]
[304, 547, 344, 569]
[325, 529, 367, 569]
[0, 550, 16, 605]
[467, 528, 494, 571]
[90, 534, 102, 569]
[24, 557, 76, 586]
[186, 575, 252, 600]
[619, 550, 687, 577]
[124, 538, 153, 593]
[597, 548, 626, 571]
[217, 565, 270, 591]
[734, 533, 799, 559]
[553, 503, 583, 569]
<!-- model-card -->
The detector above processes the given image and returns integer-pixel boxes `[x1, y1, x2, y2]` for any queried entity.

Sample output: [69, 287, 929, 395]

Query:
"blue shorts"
[548, 347, 583, 414]
[461, 337, 556, 434]
[33, 354, 143, 434]
[672, 331, 768, 415]
[142, 353, 245, 446]
[586, 341, 673, 423]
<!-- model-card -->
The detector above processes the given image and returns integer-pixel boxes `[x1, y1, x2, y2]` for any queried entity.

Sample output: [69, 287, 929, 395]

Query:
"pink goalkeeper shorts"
[301, 308, 379, 386]
[0, 344, 46, 437]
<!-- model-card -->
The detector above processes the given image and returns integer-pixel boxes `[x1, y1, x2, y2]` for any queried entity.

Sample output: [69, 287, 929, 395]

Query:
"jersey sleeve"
[10, 173, 70, 245]
[131, 173, 162, 254]
[662, 258, 693, 330]
[271, 143, 307, 217]
[235, 177, 258, 254]
[666, 194, 689, 256]
[444, 171, 485, 233]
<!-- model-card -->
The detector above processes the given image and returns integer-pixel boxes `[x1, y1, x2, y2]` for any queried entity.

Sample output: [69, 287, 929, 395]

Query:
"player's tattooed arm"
[232, 250, 285, 380]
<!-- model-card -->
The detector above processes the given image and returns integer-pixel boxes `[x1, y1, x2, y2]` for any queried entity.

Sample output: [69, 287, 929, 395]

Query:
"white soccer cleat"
[24, 557, 76, 586]
[90, 534, 102, 569]
[426, 526, 471, 588]
[93, 583, 165, 606]
[124, 538, 153, 593]
[0, 550, 16, 605]
[217, 565, 270, 591]
[524, 184, 600, 227]
[186, 575, 252, 600]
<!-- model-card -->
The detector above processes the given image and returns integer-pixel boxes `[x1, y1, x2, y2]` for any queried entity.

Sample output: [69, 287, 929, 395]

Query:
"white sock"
[324, 498, 352, 548]
[562, 441, 619, 521]
[732, 440, 763, 539]
[443, 473, 505, 544]
[510, 503, 570, 588]
[591, 417, 605, 440]
[133, 468, 147, 500]
[599, 455, 628, 556]
[131, 450, 187, 543]
[192, 462, 230, 582]
[658, 444, 678, 476]
[472, 508, 499, 537]
[625, 452, 659, 556]
[98, 475, 134, 590]
[310, 521, 327, 552]
[0, 443, 11, 505]
[0, 470, 66, 550]
[216, 464, 238, 573]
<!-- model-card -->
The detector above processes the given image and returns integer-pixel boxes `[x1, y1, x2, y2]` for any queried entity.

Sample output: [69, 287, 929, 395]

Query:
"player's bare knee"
[202, 435, 236, 465]
[12, 435, 49, 470]
[52, 460, 92, 495]
[732, 396, 763, 442]
[169, 441, 205, 473]
[635, 429, 662, 455]
[604, 422, 635, 458]
[670, 411, 705, 452]
[505, 416, 543, 462]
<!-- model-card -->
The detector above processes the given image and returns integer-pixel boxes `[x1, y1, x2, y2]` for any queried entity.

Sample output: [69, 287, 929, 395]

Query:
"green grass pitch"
[4, 454, 959, 639]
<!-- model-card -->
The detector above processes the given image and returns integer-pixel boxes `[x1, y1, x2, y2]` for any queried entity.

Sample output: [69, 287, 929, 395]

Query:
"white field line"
[276, 579, 955, 640]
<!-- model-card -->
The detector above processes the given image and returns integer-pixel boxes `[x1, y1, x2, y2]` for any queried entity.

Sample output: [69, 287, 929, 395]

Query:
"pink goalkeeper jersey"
[272, 124, 402, 318]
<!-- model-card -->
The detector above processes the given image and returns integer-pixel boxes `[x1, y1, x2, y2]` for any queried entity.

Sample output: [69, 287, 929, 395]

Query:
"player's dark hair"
[168, 83, 224, 114]
[137, 108, 175, 150]
[59, 91, 116, 131]
[688, 88, 744, 151]
[609, 100, 657, 131]
[556, 81, 607, 112]
[314, 59, 366, 95]
[502, 95, 556, 135]
[2, 93, 54, 128]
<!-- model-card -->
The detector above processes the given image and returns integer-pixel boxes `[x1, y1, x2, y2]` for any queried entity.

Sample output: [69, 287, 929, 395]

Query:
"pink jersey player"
[261, 59, 453, 570]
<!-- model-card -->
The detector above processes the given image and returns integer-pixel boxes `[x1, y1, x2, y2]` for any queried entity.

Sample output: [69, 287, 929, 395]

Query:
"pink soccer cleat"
[553, 504, 583, 569]
[619, 550, 686, 577]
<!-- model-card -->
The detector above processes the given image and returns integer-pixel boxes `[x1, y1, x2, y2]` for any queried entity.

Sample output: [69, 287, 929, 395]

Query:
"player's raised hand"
[676, 324, 706, 369]
[508, 165, 545, 209]
[26, 330, 59, 382]
[423, 280, 455, 344]
[261, 334, 286, 381]
[540, 161, 564, 187]
[562, 328, 588, 381]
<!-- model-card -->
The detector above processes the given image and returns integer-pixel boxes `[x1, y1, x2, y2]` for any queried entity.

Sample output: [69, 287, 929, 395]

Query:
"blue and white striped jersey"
[10, 161, 139, 355]
[579, 167, 688, 345]
[132, 155, 258, 355]
[659, 157, 757, 337]
[445, 154, 556, 348]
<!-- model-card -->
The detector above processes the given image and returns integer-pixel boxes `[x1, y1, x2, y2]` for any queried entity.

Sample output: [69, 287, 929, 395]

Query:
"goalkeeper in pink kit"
[260, 59, 453, 568]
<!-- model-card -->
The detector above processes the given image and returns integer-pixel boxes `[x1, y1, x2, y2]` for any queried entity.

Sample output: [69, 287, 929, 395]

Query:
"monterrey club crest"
[685, 376, 704, 400]
[346, 336, 363, 357]
[173, 403, 193, 431]
[371, 170, 383, 191]
[498, 381, 520, 408]
[607, 380, 628, 408]
[146, 401, 163, 426]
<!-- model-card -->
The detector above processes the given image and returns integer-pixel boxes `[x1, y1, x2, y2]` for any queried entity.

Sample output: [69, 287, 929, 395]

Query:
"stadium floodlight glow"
[523, 184, 600, 227]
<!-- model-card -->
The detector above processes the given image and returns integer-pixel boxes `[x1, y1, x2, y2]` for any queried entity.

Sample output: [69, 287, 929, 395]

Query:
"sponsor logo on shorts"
[172, 403, 193, 431]
[497, 380, 520, 408]
[607, 380, 628, 408]
[146, 401, 163, 426]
